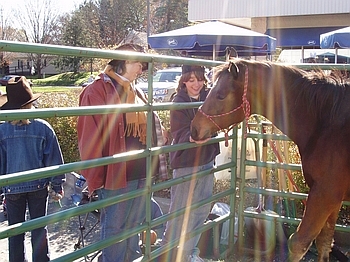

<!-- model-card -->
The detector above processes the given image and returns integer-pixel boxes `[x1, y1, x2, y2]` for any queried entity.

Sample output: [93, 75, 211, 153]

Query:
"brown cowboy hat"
[0, 76, 41, 110]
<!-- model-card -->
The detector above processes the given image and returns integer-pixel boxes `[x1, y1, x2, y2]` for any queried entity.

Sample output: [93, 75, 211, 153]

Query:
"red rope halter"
[198, 67, 251, 147]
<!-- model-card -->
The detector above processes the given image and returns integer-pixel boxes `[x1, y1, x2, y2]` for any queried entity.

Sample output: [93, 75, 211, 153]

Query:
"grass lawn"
[33, 71, 93, 87]
[0, 85, 81, 93]
[0, 71, 94, 93]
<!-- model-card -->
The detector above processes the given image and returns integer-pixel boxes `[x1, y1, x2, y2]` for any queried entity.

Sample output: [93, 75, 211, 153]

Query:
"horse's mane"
[290, 67, 349, 123]
[214, 60, 350, 123]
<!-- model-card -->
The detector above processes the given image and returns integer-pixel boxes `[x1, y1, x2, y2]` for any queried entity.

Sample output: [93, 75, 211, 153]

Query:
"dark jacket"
[170, 87, 220, 169]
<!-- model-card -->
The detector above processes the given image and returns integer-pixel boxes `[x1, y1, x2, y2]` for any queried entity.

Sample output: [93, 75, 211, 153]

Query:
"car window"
[153, 72, 162, 82]
[155, 72, 181, 82]
[160, 73, 172, 82]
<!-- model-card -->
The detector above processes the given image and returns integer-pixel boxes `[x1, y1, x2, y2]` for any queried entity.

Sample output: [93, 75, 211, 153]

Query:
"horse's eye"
[216, 92, 225, 100]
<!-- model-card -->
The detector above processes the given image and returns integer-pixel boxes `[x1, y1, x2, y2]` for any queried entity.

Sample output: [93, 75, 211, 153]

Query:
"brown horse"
[190, 59, 350, 262]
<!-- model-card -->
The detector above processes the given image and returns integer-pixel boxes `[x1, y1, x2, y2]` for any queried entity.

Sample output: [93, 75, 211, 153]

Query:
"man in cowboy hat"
[0, 76, 66, 262]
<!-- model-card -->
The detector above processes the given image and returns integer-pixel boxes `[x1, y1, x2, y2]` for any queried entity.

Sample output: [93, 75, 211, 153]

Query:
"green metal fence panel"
[0, 40, 349, 261]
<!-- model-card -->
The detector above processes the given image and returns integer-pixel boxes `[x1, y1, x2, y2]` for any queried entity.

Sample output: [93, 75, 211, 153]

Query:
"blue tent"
[320, 26, 350, 49]
[267, 27, 343, 48]
[148, 21, 276, 59]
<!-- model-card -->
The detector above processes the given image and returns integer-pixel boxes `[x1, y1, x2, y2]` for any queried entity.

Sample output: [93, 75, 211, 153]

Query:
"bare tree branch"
[11, 0, 61, 77]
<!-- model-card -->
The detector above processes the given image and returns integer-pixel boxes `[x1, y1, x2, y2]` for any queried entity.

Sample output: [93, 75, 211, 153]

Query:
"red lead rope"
[198, 67, 251, 147]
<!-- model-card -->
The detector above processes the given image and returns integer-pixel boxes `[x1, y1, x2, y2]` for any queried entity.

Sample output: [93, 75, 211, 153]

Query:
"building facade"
[188, 0, 350, 49]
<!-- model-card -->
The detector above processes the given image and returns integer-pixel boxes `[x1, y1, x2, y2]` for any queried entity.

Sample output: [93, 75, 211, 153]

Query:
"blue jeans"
[162, 161, 214, 258]
[6, 188, 49, 262]
[97, 179, 146, 262]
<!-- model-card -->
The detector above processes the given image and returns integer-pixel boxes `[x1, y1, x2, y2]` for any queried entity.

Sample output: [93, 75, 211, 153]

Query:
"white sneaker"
[187, 254, 204, 262]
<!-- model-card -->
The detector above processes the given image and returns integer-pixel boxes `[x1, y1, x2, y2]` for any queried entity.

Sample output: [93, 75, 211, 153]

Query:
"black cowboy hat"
[182, 65, 205, 74]
[0, 76, 41, 110]
[108, 43, 148, 71]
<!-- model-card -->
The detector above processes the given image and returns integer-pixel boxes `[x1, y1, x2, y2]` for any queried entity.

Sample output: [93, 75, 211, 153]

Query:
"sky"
[56, 0, 87, 14]
[1, 0, 86, 16]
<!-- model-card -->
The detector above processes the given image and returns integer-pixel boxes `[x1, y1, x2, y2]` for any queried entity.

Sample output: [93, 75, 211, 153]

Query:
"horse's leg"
[286, 232, 313, 262]
[315, 207, 341, 262]
[286, 186, 339, 262]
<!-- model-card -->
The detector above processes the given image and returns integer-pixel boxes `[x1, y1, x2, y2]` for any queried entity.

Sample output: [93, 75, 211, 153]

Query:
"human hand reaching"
[49, 187, 64, 208]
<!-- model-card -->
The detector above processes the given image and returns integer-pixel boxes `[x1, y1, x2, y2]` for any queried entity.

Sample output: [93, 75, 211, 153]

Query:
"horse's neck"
[250, 65, 315, 147]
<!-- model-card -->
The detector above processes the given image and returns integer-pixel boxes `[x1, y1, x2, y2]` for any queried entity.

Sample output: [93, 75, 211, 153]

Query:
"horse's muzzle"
[190, 125, 211, 141]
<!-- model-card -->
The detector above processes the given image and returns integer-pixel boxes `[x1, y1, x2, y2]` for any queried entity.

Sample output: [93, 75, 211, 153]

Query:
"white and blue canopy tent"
[148, 21, 276, 60]
[267, 26, 343, 63]
[320, 26, 350, 64]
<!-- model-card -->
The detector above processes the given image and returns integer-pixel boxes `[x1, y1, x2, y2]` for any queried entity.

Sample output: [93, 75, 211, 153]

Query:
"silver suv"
[136, 67, 181, 102]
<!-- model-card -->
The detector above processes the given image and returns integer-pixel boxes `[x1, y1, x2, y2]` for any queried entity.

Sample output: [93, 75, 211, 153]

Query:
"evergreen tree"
[97, 0, 147, 47]
[153, 0, 189, 33]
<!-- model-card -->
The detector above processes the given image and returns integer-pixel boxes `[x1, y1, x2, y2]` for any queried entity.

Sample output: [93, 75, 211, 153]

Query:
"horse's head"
[191, 60, 250, 141]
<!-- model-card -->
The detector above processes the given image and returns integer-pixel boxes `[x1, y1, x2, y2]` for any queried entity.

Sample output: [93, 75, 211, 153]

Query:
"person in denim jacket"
[0, 76, 66, 262]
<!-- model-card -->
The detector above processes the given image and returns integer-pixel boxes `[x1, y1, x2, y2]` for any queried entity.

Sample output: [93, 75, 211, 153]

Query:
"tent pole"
[335, 48, 338, 64]
[301, 46, 304, 63]
[213, 44, 216, 61]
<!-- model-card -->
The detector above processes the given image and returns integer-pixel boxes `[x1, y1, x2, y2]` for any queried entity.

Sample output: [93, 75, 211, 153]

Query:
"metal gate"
[0, 40, 349, 261]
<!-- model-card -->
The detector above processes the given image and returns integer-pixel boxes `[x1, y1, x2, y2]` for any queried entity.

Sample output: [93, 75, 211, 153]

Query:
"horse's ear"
[228, 62, 239, 79]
